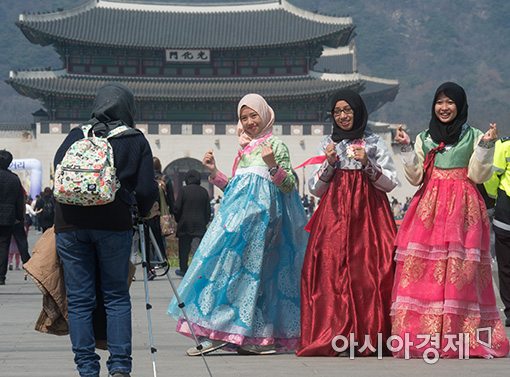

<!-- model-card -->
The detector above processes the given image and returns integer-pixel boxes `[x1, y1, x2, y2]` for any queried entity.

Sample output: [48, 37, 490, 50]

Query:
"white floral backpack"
[53, 123, 131, 206]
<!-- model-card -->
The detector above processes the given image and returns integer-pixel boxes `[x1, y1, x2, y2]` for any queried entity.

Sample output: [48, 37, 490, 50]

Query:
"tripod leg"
[146, 226, 214, 377]
[137, 222, 158, 377]
[146, 227, 169, 277]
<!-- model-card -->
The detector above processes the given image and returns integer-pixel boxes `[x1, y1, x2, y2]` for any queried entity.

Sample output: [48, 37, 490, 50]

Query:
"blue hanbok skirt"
[168, 169, 307, 350]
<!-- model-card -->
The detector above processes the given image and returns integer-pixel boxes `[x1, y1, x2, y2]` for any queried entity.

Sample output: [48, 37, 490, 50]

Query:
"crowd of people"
[0, 81, 509, 377]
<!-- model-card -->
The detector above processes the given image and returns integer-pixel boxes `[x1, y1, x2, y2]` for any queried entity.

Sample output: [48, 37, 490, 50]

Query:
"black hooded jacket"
[53, 83, 158, 232]
[0, 169, 24, 226]
[174, 170, 211, 237]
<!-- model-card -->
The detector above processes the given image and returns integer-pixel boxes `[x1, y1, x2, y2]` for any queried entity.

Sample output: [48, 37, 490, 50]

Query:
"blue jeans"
[57, 229, 132, 377]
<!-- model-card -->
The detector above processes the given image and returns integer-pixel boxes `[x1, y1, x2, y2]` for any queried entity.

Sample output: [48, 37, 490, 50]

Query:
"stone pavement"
[0, 231, 508, 377]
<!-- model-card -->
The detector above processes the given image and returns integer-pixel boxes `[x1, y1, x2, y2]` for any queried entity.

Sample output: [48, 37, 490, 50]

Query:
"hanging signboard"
[165, 49, 211, 63]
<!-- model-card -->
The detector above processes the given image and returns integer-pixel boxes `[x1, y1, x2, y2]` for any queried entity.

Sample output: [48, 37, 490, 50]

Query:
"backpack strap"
[106, 125, 133, 139]
[80, 122, 140, 139]
[80, 124, 94, 138]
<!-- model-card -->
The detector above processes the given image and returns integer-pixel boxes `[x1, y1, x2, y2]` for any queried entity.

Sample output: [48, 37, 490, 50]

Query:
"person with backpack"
[34, 187, 55, 232]
[53, 83, 158, 377]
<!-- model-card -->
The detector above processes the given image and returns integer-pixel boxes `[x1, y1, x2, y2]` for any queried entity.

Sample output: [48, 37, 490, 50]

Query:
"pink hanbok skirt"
[391, 167, 509, 358]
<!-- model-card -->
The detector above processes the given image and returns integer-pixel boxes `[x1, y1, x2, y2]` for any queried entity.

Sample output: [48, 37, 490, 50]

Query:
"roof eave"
[14, 27, 354, 51]
[7, 76, 362, 102]
[16, 22, 54, 47]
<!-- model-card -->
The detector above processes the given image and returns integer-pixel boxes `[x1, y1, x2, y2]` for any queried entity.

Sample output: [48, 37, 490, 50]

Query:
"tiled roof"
[17, 0, 354, 49]
[7, 70, 375, 101]
[315, 47, 355, 74]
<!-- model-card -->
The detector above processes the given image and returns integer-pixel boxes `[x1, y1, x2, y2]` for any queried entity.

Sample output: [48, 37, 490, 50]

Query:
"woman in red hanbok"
[297, 90, 398, 356]
[391, 82, 509, 358]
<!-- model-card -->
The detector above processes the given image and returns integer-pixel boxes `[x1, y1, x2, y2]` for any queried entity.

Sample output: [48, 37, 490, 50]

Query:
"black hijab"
[90, 83, 136, 127]
[428, 82, 468, 145]
[329, 90, 368, 142]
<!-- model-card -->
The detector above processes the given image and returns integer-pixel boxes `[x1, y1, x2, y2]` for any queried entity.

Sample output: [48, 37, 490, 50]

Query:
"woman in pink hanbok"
[392, 82, 509, 358]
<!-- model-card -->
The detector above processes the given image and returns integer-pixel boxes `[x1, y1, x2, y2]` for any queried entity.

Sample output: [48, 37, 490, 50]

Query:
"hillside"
[1, 0, 509, 136]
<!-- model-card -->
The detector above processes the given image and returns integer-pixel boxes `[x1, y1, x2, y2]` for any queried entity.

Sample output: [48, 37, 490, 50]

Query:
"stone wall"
[0, 123, 417, 203]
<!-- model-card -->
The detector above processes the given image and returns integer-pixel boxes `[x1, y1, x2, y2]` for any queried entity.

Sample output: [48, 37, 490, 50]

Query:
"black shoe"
[0, 280, 5, 286]
[8, 265, 13, 271]
[175, 269, 186, 277]
[505, 318, 510, 327]
[147, 269, 156, 281]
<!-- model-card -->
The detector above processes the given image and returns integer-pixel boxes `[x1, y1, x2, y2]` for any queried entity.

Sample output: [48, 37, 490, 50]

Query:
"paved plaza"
[0, 232, 508, 377]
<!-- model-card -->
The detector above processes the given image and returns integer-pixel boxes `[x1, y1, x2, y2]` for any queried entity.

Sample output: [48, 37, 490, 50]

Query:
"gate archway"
[163, 157, 212, 199]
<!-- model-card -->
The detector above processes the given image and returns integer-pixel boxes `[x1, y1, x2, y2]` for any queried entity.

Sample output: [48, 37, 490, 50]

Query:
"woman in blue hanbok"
[168, 93, 307, 355]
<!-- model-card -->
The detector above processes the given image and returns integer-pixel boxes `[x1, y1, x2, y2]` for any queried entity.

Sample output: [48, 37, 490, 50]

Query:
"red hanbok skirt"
[297, 169, 396, 356]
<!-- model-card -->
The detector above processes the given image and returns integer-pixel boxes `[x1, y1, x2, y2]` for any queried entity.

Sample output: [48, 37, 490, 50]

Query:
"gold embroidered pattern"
[447, 190, 457, 216]
[430, 168, 467, 180]
[447, 258, 477, 291]
[491, 321, 507, 350]
[481, 206, 490, 227]
[391, 309, 407, 335]
[420, 314, 442, 335]
[416, 186, 438, 229]
[400, 256, 426, 288]
[476, 263, 492, 292]
[464, 193, 482, 231]
[462, 316, 480, 349]
[433, 259, 446, 285]
[443, 314, 453, 334]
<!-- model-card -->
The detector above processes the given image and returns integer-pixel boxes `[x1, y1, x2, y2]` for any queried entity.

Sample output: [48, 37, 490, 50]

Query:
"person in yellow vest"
[484, 136, 510, 327]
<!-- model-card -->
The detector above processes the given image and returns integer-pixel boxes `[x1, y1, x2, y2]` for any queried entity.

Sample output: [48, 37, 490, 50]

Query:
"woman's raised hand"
[352, 146, 368, 166]
[202, 150, 217, 175]
[394, 126, 411, 145]
[482, 122, 498, 142]
[325, 143, 337, 166]
[261, 143, 277, 168]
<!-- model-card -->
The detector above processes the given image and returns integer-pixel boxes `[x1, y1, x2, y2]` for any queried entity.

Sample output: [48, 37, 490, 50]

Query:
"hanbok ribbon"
[422, 141, 445, 187]
[231, 132, 273, 176]
[414, 141, 446, 201]
[294, 155, 327, 169]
